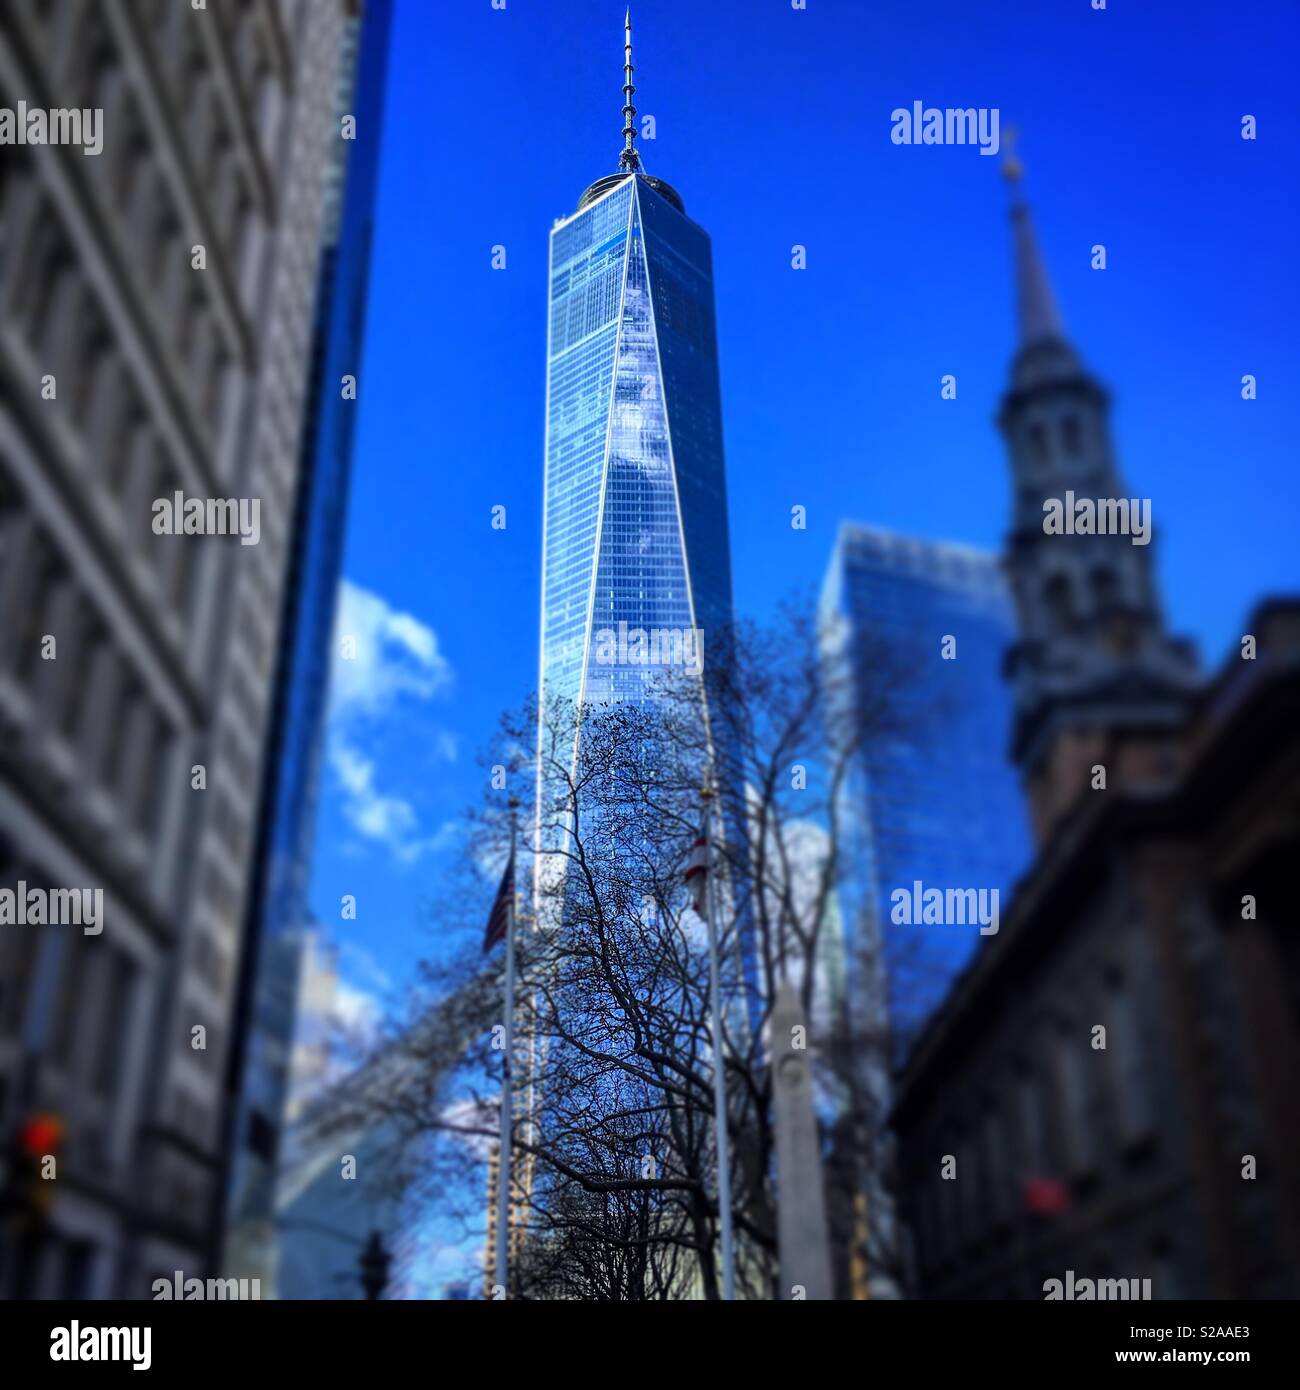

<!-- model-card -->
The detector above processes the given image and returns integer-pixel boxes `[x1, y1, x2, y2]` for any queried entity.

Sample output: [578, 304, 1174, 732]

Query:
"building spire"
[620, 9, 641, 172]
[1002, 132, 1064, 347]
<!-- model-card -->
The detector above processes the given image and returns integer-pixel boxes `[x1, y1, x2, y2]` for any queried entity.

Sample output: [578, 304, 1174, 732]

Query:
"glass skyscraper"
[820, 523, 1032, 1057]
[222, 0, 394, 1288]
[539, 23, 734, 746]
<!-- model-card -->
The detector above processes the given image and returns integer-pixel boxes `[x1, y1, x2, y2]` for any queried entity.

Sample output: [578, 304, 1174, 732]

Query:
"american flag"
[482, 850, 514, 954]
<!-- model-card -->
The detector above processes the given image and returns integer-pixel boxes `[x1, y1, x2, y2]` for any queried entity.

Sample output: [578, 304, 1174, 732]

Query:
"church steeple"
[1002, 135, 1065, 348]
[996, 156, 1198, 841]
[1011, 201, 1065, 347]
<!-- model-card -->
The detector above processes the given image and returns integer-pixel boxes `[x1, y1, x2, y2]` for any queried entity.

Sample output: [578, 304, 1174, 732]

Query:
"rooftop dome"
[577, 172, 686, 216]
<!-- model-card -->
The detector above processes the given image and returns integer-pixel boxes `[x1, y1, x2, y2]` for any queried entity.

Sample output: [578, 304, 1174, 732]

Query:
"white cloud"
[326, 580, 457, 862]
[330, 742, 419, 842]
[336, 939, 394, 996]
[330, 579, 452, 719]
[333, 976, 383, 1038]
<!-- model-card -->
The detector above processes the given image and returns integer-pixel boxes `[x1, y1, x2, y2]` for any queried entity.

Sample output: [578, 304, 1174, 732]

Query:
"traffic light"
[16, 1112, 64, 1219]
[19, 1114, 64, 1161]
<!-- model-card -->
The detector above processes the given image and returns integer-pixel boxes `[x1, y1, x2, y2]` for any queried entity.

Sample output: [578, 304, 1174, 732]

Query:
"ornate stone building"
[0, 0, 349, 1297]
[890, 187, 1300, 1299]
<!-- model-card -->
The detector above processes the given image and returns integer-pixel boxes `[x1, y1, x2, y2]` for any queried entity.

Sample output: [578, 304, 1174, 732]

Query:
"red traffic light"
[19, 1113, 64, 1157]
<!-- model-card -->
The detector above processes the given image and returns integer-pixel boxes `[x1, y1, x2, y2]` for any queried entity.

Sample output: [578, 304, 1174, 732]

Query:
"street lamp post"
[358, 1229, 392, 1301]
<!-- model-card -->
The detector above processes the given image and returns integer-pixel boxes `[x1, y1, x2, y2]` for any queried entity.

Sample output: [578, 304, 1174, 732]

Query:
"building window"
[114, 102, 150, 209]
[143, 720, 174, 839]
[1017, 1070, 1047, 1174]
[24, 238, 74, 353]
[0, 467, 20, 586]
[106, 408, 147, 503]
[1055, 1031, 1096, 1177]
[50, 934, 89, 1069]
[14, 538, 63, 686]
[982, 1106, 1008, 1225]
[1090, 568, 1119, 612]
[1044, 574, 1075, 632]
[170, 529, 196, 616]
[82, 340, 126, 458]
[92, 951, 135, 1099]
[1107, 974, 1153, 1148]
[0, 146, 40, 291]
[119, 700, 157, 829]
[1061, 414, 1083, 457]
[56, 605, 96, 740]
[100, 676, 137, 797]
[961, 1133, 982, 1245]
[65, 3, 115, 108]
[0, 888, 42, 1039]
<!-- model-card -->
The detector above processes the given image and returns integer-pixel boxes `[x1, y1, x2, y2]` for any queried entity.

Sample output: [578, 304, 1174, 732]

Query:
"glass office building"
[820, 524, 1032, 1057]
[532, 27, 756, 1043]
[540, 169, 734, 735]
[222, 0, 394, 1288]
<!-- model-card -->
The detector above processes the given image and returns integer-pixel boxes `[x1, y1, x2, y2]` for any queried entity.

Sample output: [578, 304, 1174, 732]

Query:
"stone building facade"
[0, 0, 349, 1297]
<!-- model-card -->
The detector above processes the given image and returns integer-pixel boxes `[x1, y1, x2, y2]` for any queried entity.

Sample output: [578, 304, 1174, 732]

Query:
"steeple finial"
[1001, 124, 1023, 187]
[620, 9, 641, 173]
[1003, 131, 1065, 346]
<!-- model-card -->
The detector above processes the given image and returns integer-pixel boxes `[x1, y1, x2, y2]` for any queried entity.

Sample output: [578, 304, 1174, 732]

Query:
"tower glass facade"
[222, 0, 394, 1288]
[540, 174, 733, 732]
[821, 525, 1032, 1057]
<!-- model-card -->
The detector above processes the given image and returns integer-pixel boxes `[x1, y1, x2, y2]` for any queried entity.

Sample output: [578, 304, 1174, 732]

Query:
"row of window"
[0, 175, 229, 631]
[1020, 412, 1090, 469]
[913, 977, 1155, 1270]
[2, 0, 288, 476]
[0, 502, 178, 844]
[1035, 566, 1146, 635]
[0, 861, 135, 1109]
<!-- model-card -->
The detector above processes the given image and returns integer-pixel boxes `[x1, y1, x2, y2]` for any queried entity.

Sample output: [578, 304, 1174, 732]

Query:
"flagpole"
[702, 785, 735, 1301]
[495, 800, 519, 1297]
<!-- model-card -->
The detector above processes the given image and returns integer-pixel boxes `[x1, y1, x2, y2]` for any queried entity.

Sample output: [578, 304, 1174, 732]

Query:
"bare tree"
[321, 600, 941, 1298]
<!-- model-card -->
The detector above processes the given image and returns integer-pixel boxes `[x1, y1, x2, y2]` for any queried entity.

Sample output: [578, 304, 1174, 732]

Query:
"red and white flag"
[684, 821, 709, 916]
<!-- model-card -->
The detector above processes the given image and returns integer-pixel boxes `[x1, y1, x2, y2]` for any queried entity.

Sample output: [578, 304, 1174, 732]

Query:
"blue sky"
[307, 0, 1300, 1022]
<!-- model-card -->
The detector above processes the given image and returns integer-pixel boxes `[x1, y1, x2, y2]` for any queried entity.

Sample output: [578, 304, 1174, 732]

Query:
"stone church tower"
[996, 176, 1199, 841]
